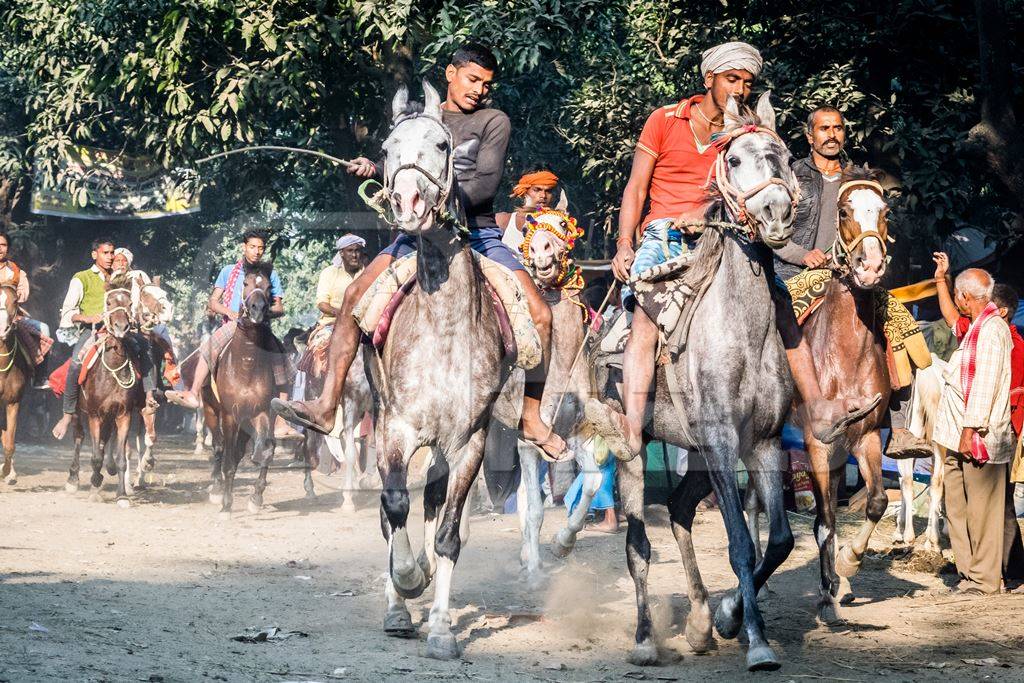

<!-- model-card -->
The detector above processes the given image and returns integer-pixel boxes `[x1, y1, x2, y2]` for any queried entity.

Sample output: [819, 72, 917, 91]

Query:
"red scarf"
[960, 301, 1000, 462]
[220, 260, 244, 323]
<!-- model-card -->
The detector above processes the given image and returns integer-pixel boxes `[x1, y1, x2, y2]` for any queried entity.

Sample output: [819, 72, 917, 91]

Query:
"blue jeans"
[381, 227, 526, 272]
[622, 218, 690, 310]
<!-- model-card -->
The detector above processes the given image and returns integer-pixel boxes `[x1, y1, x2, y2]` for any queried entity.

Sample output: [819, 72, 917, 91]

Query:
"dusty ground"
[2, 436, 1024, 683]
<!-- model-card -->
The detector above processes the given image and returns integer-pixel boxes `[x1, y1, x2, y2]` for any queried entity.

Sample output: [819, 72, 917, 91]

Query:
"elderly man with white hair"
[934, 267, 1015, 595]
[587, 40, 876, 461]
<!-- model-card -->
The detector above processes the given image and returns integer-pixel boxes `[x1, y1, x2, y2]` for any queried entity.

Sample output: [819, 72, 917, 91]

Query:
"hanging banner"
[31, 145, 200, 220]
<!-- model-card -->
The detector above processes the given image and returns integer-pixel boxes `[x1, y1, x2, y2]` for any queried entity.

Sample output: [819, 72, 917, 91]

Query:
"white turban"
[114, 247, 134, 268]
[335, 234, 365, 251]
[333, 234, 366, 267]
[700, 41, 763, 78]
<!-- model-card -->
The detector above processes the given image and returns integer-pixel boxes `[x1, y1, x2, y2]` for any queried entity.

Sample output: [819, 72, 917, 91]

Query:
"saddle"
[784, 268, 932, 389]
[352, 253, 542, 370]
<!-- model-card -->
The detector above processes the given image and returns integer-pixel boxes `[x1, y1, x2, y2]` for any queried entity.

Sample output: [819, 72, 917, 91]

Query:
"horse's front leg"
[807, 436, 842, 624]
[667, 455, 715, 653]
[619, 446, 659, 666]
[418, 448, 448, 590]
[66, 419, 84, 492]
[515, 440, 544, 583]
[551, 437, 598, 559]
[114, 413, 132, 508]
[301, 434, 318, 501]
[837, 431, 888, 584]
[248, 412, 273, 514]
[425, 428, 486, 661]
[219, 417, 241, 516]
[206, 404, 224, 505]
[88, 417, 105, 502]
[894, 457, 917, 545]
[379, 422, 422, 638]
[2, 402, 19, 485]
[924, 446, 946, 552]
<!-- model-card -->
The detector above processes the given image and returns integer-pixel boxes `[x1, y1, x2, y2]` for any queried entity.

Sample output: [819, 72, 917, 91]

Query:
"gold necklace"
[693, 103, 723, 129]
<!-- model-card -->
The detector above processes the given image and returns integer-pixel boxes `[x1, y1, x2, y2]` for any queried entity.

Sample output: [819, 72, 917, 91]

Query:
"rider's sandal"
[271, 398, 331, 436]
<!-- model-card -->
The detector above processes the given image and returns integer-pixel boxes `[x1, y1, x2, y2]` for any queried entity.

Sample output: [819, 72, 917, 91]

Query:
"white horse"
[514, 211, 607, 582]
[894, 353, 947, 551]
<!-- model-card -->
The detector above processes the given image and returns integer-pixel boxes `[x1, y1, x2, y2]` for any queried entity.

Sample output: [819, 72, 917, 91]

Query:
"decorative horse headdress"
[519, 208, 585, 290]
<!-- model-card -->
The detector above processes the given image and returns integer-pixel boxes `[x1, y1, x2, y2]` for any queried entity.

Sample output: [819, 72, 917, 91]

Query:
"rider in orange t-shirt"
[587, 41, 877, 461]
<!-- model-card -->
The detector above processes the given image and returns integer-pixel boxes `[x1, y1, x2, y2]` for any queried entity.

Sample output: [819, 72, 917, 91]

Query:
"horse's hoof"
[194, 446, 204, 456]
[685, 611, 714, 653]
[714, 593, 742, 640]
[88, 488, 102, 503]
[116, 497, 132, 509]
[383, 608, 416, 638]
[247, 498, 261, 515]
[746, 644, 781, 672]
[627, 639, 660, 666]
[5, 474, 17, 486]
[64, 481, 78, 493]
[425, 633, 460, 660]
[835, 546, 862, 578]
[817, 603, 842, 625]
[209, 492, 223, 505]
[549, 530, 575, 559]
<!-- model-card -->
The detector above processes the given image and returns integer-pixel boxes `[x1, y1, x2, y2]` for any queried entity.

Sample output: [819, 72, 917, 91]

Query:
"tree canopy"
[1, 1, 1022, 330]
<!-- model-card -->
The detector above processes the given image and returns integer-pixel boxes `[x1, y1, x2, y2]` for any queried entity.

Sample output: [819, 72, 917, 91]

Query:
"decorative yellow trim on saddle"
[352, 253, 542, 370]
[784, 268, 932, 388]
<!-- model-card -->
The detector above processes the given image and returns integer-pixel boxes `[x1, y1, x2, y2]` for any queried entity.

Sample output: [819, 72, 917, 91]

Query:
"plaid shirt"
[935, 315, 1016, 463]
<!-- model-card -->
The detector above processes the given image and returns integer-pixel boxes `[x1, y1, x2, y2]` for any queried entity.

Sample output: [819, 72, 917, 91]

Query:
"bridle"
[240, 282, 269, 323]
[712, 124, 801, 239]
[0, 285, 18, 373]
[135, 283, 164, 332]
[832, 180, 891, 263]
[381, 113, 456, 226]
[103, 288, 133, 334]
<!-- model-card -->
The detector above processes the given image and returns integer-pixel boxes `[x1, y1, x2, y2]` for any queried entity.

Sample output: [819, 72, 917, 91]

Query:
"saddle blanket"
[48, 332, 138, 396]
[353, 252, 542, 370]
[784, 268, 932, 388]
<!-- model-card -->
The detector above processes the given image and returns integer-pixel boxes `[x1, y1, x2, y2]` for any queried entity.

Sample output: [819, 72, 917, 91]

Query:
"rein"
[100, 339, 137, 389]
[0, 335, 17, 373]
[710, 124, 800, 239]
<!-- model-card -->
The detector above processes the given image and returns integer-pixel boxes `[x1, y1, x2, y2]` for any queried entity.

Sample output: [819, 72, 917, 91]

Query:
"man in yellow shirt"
[316, 235, 365, 327]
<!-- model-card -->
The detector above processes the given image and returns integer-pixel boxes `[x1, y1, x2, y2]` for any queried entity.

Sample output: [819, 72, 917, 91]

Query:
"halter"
[100, 340, 137, 389]
[519, 209, 585, 291]
[135, 283, 163, 332]
[239, 281, 270, 322]
[712, 124, 801, 239]
[832, 180, 891, 262]
[379, 113, 458, 229]
[103, 288, 134, 332]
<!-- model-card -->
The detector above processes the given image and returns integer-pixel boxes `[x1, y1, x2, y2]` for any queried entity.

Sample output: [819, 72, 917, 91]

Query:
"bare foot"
[273, 417, 304, 442]
[52, 414, 74, 440]
[808, 393, 882, 444]
[590, 509, 619, 533]
[521, 414, 569, 462]
[272, 398, 334, 435]
[585, 399, 640, 461]
[164, 390, 200, 410]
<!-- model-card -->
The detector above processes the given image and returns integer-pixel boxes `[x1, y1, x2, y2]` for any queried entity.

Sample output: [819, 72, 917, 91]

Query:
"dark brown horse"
[204, 263, 277, 515]
[0, 284, 31, 485]
[796, 168, 892, 623]
[66, 276, 145, 506]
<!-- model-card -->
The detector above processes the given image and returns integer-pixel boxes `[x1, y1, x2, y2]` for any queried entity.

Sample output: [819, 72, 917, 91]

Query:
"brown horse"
[204, 262, 278, 515]
[0, 284, 31, 485]
[796, 168, 892, 623]
[65, 276, 145, 506]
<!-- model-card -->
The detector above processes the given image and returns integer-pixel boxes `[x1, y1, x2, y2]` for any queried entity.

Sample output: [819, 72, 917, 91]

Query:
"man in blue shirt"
[166, 229, 298, 439]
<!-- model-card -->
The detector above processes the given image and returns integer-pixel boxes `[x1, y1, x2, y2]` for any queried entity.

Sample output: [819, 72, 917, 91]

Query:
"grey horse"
[371, 81, 514, 661]
[589, 94, 799, 672]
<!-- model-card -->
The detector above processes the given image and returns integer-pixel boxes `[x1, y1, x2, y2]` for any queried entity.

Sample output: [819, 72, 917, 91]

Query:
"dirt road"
[2, 437, 1022, 682]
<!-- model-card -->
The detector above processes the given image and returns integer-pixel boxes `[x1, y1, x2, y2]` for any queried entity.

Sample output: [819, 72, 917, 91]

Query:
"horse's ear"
[723, 95, 743, 130]
[555, 188, 569, 212]
[422, 80, 442, 120]
[754, 91, 777, 132]
[152, 275, 161, 287]
[392, 86, 409, 121]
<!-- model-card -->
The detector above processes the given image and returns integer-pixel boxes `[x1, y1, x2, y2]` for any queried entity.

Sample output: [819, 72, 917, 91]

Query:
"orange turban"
[511, 171, 559, 198]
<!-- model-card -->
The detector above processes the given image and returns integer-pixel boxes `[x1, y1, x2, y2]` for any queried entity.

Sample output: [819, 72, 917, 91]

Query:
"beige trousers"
[943, 449, 1006, 594]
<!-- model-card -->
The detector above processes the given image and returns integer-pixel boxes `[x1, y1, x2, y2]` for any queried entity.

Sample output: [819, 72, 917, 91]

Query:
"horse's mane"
[243, 260, 274, 280]
[107, 271, 132, 291]
[841, 164, 883, 184]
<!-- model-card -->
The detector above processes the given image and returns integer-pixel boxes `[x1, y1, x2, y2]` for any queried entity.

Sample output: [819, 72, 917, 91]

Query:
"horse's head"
[836, 167, 889, 289]
[104, 273, 134, 339]
[0, 284, 18, 340]
[383, 81, 454, 234]
[521, 209, 583, 288]
[716, 93, 800, 248]
[240, 261, 272, 325]
[136, 281, 174, 331]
